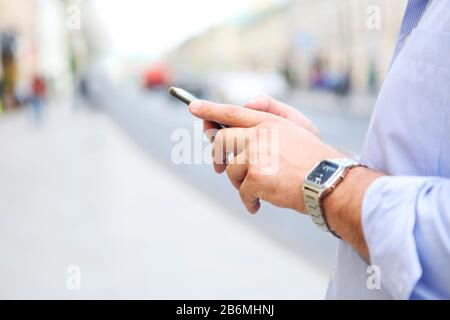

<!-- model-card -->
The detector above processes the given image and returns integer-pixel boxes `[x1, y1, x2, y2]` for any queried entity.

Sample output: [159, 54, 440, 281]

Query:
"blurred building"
[0, 0, 75, 110]
[288, 0, 407, 92]
[169, 0, 408, 93]
[238, 6, 291, 71]
[0, 0, 35, 109]
[167, 23, 241, 74]
[35, 0, 73, 95]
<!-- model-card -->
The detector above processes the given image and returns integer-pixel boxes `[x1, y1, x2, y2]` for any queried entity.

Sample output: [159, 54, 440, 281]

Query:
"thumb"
[245, 95, 320, 137]
[244, 95, 280, 115]
[244, 95, 295, 119]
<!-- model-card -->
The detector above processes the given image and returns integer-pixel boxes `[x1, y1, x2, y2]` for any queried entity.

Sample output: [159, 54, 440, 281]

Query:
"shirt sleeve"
[362, 175, 450, 299]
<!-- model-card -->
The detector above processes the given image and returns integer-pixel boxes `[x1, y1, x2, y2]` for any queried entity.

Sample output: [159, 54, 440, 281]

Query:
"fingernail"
[189, 100, 202, 112]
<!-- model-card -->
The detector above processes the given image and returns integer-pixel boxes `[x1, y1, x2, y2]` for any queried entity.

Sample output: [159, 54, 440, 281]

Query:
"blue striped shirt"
[391, 0, 430, 65]
[326, 0, 450, 299]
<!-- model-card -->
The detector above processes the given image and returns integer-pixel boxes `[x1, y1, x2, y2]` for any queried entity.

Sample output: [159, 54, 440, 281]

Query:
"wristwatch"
[303, 158, 363, 238]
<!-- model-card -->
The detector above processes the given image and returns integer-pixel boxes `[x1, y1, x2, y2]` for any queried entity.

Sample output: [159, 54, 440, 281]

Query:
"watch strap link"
[304, 186, 342, 238]
[304, 187, 328, 231]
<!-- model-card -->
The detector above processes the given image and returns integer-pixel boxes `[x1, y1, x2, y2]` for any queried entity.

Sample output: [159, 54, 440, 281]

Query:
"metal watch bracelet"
[303, 159, 365, 238]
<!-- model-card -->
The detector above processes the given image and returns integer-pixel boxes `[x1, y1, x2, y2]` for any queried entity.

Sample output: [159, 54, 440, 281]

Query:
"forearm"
[322, 166, 384, 262]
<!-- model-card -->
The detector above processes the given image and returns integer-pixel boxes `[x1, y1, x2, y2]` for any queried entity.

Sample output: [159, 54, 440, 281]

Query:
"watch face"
[307, 160, 339, 185]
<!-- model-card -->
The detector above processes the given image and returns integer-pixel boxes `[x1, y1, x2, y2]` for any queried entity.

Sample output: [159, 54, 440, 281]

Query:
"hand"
[190, 100, 343, 214]
[202, 95, 320, 173]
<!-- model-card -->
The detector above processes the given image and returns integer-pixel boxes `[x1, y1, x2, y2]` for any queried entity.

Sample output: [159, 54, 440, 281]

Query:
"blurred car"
[142, 63, 172, 89]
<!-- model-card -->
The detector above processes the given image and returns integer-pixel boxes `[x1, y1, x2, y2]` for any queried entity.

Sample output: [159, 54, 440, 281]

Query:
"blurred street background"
[0, 0, 407, 298]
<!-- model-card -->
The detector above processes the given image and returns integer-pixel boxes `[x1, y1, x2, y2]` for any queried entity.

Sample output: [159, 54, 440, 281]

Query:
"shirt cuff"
[361, 176, 425, 299]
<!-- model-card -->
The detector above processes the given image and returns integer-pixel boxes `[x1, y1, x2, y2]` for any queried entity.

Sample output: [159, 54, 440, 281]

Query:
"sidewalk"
[0, 101, 328, 299]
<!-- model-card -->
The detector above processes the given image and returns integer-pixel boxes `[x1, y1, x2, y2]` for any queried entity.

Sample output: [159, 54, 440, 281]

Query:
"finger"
[203, 120, 220, 142]
[239, 178, 261, 214]
[213, 127, 248, 164]
[213, 127, 251, 174]
[244, 95, 291, 118]
[189, 100, 273, 128]
[226, 152, 248, 190]
[211, 144, 227, 174]
[245, 95, 320, 136]
[205, 120, 226, 173]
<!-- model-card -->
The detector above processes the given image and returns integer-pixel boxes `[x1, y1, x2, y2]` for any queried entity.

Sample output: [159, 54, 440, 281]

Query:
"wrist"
[322, 166, 383, 259]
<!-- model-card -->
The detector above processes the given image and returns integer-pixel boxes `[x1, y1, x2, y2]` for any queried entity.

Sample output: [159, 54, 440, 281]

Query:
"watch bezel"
[304, 159, 348, 196]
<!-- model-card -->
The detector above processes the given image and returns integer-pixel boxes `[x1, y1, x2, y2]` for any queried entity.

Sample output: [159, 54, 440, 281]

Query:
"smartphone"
[168, 87, 228, 128]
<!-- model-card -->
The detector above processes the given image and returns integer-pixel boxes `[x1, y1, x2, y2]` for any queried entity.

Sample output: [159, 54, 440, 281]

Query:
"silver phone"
[168, 87, 199, 105]
[168, 87, 228, 128]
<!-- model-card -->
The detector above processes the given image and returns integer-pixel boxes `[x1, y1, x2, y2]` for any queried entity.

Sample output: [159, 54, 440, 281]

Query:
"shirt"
[326, 0, 450, 299]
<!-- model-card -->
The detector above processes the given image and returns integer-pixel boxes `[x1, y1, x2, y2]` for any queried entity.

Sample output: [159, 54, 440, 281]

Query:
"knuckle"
[238, 184, 247, 200]
[225, 106, 240, 119]
[225, 167, 232, 179]
[225, 162, 235, 176]
[246, 167, 260, 182]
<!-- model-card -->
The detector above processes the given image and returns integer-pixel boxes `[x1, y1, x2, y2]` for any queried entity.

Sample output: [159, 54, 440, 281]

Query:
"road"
[0, 74, 373, 298]
[90, 77, 373, 275]
[0, 100, 330, 299]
